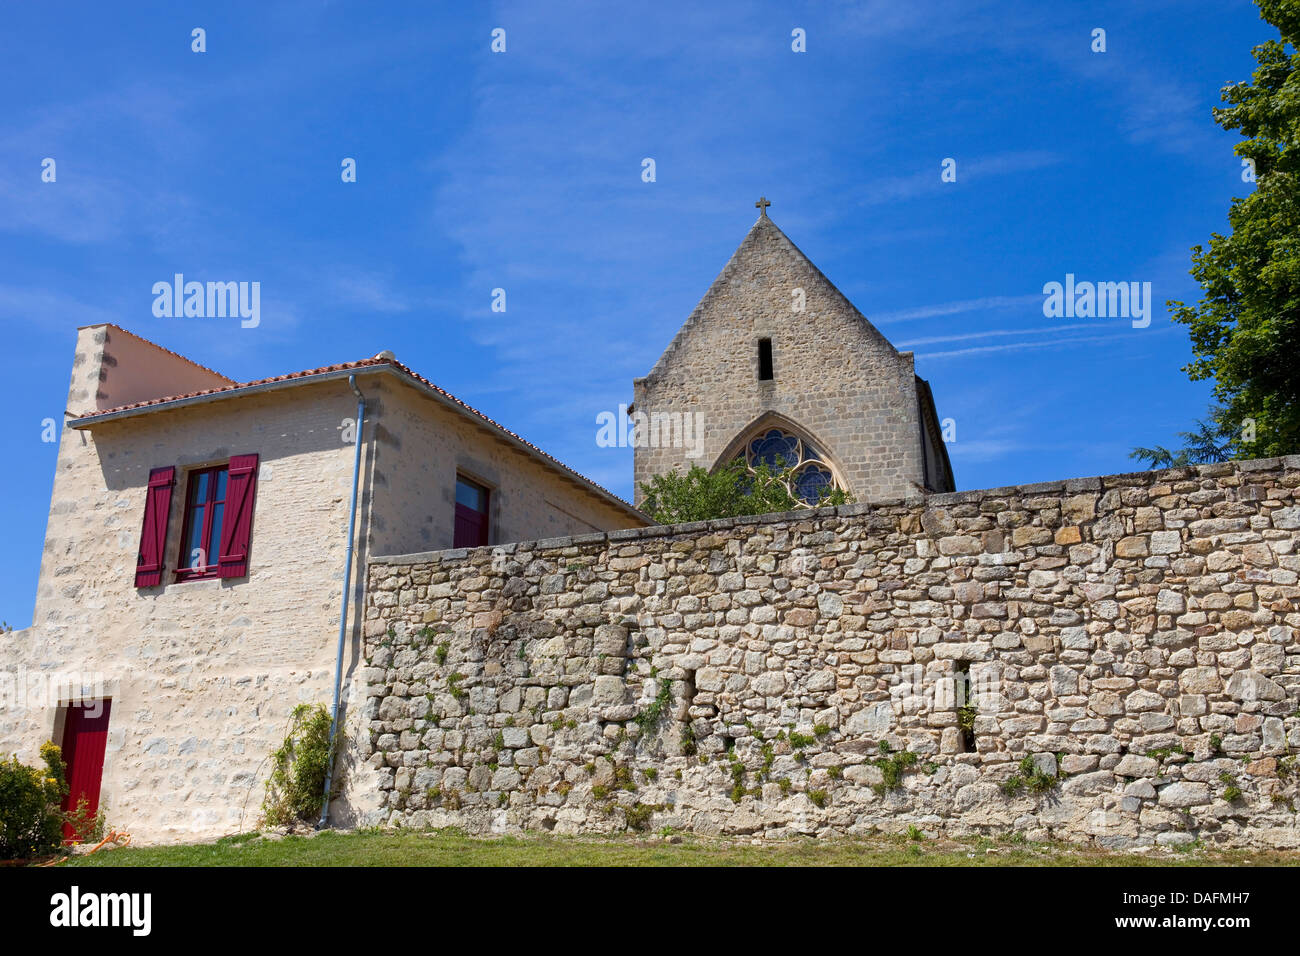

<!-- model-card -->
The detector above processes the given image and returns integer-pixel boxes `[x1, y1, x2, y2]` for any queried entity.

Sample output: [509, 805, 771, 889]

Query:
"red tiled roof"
[76, 355, 394, 419]
[72, 334, 645, 519]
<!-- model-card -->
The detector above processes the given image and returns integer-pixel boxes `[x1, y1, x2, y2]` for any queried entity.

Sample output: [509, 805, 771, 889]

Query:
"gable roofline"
[641, 213, 901, 382]
[79, 322, 238, 384]
[67, 333, 647, 523]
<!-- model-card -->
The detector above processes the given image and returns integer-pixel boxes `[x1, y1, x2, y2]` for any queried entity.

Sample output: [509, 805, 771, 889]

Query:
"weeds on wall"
[1000, 754, 1067, 796]
[871, 740, 918, 796]
[632, 670, 673, 733]
[262, 703, 335, 828]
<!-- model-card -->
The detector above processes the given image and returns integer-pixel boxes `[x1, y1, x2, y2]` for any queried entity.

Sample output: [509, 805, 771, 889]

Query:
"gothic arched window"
[742, 427, 842, 506]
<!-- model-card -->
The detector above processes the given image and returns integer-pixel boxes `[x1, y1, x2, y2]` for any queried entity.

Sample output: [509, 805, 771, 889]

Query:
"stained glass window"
[747, 430, 800, 470]
[740, 426, 842, 506]
[794, 464, 833, 503]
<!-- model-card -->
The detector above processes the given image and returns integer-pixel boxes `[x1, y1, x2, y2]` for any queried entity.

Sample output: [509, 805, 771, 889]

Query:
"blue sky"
[0, 0, 1278, 627]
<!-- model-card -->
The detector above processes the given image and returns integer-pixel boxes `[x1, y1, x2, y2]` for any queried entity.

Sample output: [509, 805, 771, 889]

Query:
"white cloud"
[872, 294, 1043, 324]
[916, 327, 1175, 361]
[897, 322, 1116, 347]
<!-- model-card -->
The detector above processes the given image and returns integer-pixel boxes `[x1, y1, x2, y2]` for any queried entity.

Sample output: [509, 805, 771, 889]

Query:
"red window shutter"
[217, 454, 259, 579]
[135, 466, 176, 587]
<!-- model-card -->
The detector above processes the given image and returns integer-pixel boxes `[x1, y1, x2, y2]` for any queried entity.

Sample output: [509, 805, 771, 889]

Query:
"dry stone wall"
[361, 458, 1300, 848]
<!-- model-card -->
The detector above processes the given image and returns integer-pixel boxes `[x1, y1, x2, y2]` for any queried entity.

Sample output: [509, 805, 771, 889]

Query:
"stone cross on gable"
[755, 196, 771, 217]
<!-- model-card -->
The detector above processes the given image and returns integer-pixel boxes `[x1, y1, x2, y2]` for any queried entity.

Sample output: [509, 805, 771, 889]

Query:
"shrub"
[262, 704, 335, 827]
[0, 742, 68, 860]
[639, 459, 853, 523]
[623, 802, 662, 831]
[63, 795, 106, 845]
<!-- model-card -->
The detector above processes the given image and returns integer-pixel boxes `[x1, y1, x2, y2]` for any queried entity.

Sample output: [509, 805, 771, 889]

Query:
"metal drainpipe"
[318, 374, 366, 829]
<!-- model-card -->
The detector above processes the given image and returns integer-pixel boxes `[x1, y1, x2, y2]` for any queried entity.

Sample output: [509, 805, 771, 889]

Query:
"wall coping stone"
[370, 457, 1299, 567]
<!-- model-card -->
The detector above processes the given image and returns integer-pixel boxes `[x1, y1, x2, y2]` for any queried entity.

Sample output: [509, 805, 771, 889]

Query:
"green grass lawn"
[51, 828, 1300, 867]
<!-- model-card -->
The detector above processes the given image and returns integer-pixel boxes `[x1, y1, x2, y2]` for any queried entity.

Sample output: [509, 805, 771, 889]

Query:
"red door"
[60, 700, 111, 842]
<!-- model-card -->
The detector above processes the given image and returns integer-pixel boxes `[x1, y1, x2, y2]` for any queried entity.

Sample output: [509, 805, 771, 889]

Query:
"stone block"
[1178, 667, 1220, 694]
[1225, 670, 1286, 702]
[1115, 536, 1149, 558]
[938, 535, 982, 556]
[1114, 755, 1158, 778]
[1157, 782, 1211, 807]
[592, 676, 628, 705]
[501, 727, 531, 748]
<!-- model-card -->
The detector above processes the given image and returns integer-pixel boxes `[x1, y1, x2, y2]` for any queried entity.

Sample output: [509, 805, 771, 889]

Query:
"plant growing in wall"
[446, 673, 468, 701]
[725, 746, 752, 803]
[622, 802, 663, 831]
[1000, 755, 1066, 796]
[632, 670, 673, 733]
[871, 740, 918, 796]
[262, 704, 335, 828]
[1219, 771, 1243, 803]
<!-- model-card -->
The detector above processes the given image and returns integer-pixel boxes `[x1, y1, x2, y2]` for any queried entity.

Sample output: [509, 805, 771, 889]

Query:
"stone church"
[633, 199, 953, 505]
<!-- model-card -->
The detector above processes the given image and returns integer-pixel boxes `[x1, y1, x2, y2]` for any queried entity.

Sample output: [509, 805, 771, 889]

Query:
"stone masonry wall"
[361, 458, 1300, 849]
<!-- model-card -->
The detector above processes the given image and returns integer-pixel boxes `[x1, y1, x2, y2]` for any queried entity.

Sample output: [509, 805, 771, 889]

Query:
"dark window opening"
[454, 475, 490, 548]
[679, 670, 698, 756]
[757, 338, 774, 381]
[176, 465, 228, 579]
[956, 661, 976, 753]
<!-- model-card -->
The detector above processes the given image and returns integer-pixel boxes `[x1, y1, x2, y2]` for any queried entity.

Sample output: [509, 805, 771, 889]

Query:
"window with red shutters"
[135, 466, 176, 588]
[176, 465, 228, 579]
[175, 454, 259, 581]
[453, 475, 490, 548]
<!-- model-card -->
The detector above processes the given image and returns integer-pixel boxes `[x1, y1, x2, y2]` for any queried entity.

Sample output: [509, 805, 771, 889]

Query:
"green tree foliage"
[1130, 405, 1238, 468]
[638, 458, 852, 524]
[1161, 1, 1300, 460]
[0, 742, 68, 860]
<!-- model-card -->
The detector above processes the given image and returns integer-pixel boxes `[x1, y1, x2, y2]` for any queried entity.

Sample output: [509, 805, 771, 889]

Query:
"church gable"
[642, 207, 905, 386]
[633, 203, 939, 505]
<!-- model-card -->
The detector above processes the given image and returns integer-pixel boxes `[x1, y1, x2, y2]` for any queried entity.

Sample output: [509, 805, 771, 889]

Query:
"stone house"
[633, 204, 953, 505]
[1, 323, 647, 842]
